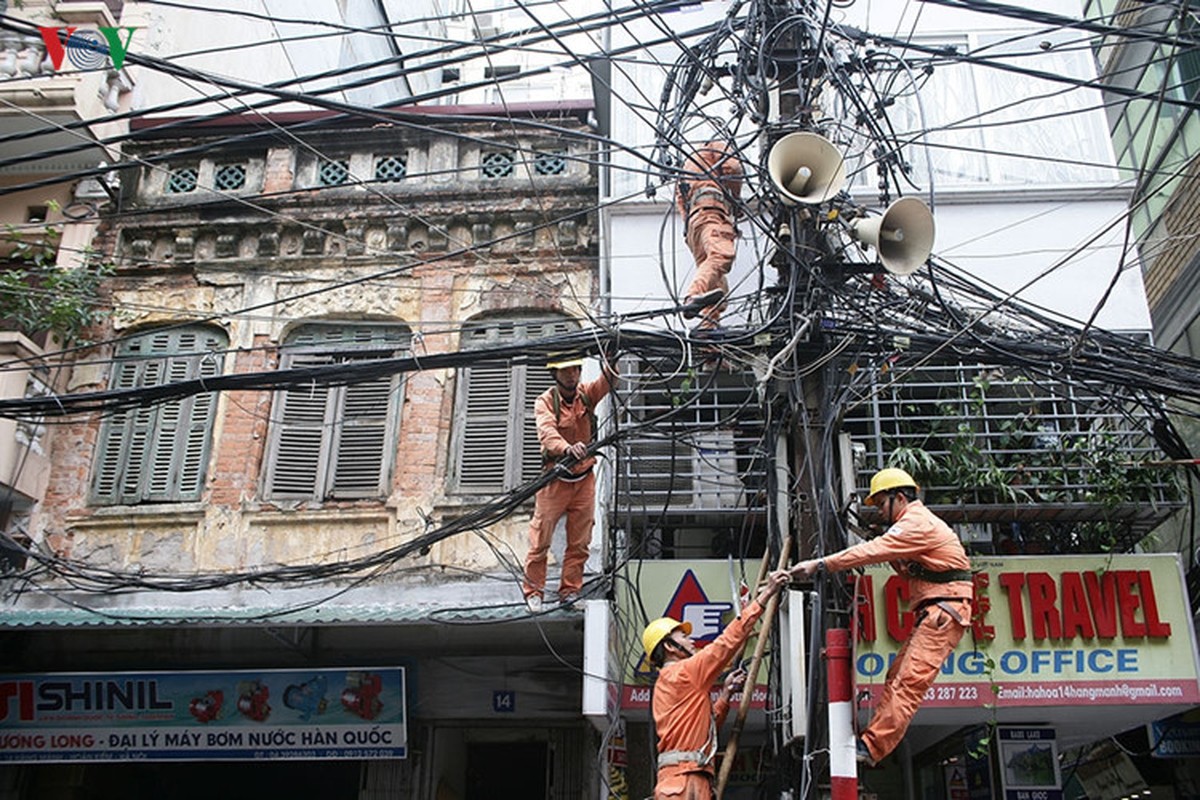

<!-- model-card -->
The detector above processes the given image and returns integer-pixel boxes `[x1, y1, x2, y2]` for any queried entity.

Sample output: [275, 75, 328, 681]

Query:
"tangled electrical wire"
[0, 4, 1198, 796]
[0, 0, 1197, 606]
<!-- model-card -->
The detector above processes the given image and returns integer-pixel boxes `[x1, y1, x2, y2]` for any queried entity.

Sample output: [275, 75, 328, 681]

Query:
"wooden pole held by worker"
[715, 538, 792, 799]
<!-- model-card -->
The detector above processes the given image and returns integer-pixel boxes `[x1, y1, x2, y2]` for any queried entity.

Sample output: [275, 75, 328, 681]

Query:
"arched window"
[450, 313, 578, 494]
[91, 325, 227, 505]
[264, 322, 409, 500]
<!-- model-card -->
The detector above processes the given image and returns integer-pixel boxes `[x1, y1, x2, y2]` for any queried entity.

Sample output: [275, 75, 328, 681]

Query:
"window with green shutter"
[264, 323, 409, 500]
[450, 314, 578, 494]
[90, 326, 227, 505]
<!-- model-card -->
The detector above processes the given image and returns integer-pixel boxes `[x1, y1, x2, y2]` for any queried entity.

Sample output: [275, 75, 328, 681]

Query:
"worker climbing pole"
[651, 0, 943, 795]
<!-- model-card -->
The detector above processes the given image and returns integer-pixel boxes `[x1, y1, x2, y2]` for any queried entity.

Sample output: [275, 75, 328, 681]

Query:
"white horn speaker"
[767, 132, 847, 205]
[850, 197, 935, 276]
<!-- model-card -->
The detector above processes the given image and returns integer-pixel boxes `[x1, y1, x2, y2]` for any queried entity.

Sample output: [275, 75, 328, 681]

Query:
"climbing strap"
[906, 562, 973, 584]
[915, 598, 969, 626]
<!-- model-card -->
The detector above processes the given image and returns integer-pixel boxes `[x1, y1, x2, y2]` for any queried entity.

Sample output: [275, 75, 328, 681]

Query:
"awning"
[0, 580, 575, 629]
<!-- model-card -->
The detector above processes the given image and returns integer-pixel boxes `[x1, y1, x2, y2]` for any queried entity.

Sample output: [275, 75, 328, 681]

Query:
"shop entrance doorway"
[465, 741, 549, 799]
[8, 760, 361, 800]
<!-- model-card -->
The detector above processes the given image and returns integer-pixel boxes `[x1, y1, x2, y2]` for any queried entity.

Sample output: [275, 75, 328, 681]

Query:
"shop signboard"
[1073, 742, 1149, 796]
[0, 667, 406, 763]
[1149, 708, 1200, 758]
[618, 560, 769, 710]
[854, 554, 1200, 710]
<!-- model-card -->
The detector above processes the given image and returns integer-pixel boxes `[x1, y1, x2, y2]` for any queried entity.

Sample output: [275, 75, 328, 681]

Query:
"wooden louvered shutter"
[91, 327, 225, 505]
[119, 356, 163, 503]
[143, 353, 194, 501]
[456, 361, 515, 492]
[266, 324, 406, 500]
[330, 366, 398, 498]
[91, 359, 143, 504]
[177, 344, 223, 498]
[519, 365, 556, 483]
[452, 314, 580, 494]
[266, 354, 333, 498]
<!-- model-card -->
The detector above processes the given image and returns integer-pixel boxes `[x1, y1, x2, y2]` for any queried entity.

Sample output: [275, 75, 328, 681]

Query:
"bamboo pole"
[715, 537, 792, 799]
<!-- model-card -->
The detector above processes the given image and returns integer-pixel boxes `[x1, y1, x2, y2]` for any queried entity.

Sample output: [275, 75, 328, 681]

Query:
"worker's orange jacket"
[674, 141, 743, 220]
[652, 598, 766, 789]
[824, 500, 973, 610]
[534, 371, 614, 477]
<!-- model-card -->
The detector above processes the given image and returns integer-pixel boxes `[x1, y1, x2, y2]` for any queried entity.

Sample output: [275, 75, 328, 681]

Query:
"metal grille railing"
[842, 361, 1183, 548]
[614, 362, 769, 522]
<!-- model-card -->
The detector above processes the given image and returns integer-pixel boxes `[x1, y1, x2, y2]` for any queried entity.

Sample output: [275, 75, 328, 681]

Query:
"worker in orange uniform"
[790, 467, 973, 767]
[675, 140, 743, 328]
[522, 353, 617, 612]
[642, 569, 791, 799]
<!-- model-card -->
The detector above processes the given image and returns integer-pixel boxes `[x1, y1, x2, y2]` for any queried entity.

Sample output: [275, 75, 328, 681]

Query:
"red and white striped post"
[825, 627, 857, 799]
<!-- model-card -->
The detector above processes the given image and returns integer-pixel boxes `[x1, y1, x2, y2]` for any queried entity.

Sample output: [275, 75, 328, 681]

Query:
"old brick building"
[4, 103, 605, 797]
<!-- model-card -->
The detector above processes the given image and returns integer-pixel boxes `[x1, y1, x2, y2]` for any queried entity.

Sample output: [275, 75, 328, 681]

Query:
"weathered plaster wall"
[32, 119, 600, 586]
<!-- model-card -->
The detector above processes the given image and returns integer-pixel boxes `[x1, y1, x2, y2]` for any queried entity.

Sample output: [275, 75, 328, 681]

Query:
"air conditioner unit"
[778, 589, 808, 743]
[623, 438, 690, 507]
[692, 429, 741, 509]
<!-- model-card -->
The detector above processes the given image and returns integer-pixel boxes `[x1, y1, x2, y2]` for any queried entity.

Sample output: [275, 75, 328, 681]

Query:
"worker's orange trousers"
[654, 768, 715, 799]
[684, 202, 736, 326]
[522, 472, 595, 598]
[861, 602, 967, 763]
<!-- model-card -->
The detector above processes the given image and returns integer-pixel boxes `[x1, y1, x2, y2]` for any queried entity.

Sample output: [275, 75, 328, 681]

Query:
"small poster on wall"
[997, 727, 1062, 800]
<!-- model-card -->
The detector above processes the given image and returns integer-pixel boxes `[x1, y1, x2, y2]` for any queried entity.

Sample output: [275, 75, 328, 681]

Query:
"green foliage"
[966, 649, 1000, 759]
[0, 224, 114, 343]
[675, 369, 697, 406]
[884, 444, 938, 482]
[877, 368, 1181, 551]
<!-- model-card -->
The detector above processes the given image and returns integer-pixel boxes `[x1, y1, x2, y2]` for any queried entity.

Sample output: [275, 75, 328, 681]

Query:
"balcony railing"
[614, 361, 770, 530]
[613, 356, 1182, 555]
[842, 361, 1184, 552]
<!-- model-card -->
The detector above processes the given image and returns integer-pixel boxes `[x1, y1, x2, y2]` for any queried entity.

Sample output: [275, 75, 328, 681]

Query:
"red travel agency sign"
[854, 554, 1200, 709]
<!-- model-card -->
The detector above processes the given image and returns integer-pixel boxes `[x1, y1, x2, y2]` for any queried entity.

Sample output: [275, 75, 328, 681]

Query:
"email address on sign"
[999, 683, 1185, 701]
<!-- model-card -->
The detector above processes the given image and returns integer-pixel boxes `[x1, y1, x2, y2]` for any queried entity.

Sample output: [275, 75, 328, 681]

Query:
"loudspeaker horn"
[849, 197, 935, 276]
[767, 132, 847, 205]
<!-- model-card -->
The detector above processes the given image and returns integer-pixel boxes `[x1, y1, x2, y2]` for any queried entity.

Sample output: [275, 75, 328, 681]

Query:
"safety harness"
[906, 562, 973, 584]
[657, 714, 718, 770]
[680, 184, 734, 222]
[907, 562, 974, 626]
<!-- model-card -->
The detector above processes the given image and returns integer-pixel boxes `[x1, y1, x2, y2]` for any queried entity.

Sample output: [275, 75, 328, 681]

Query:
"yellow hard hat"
[864, 467, 919, 506]
[642, 616, 691, 660]
[546, 356, 585, 370]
